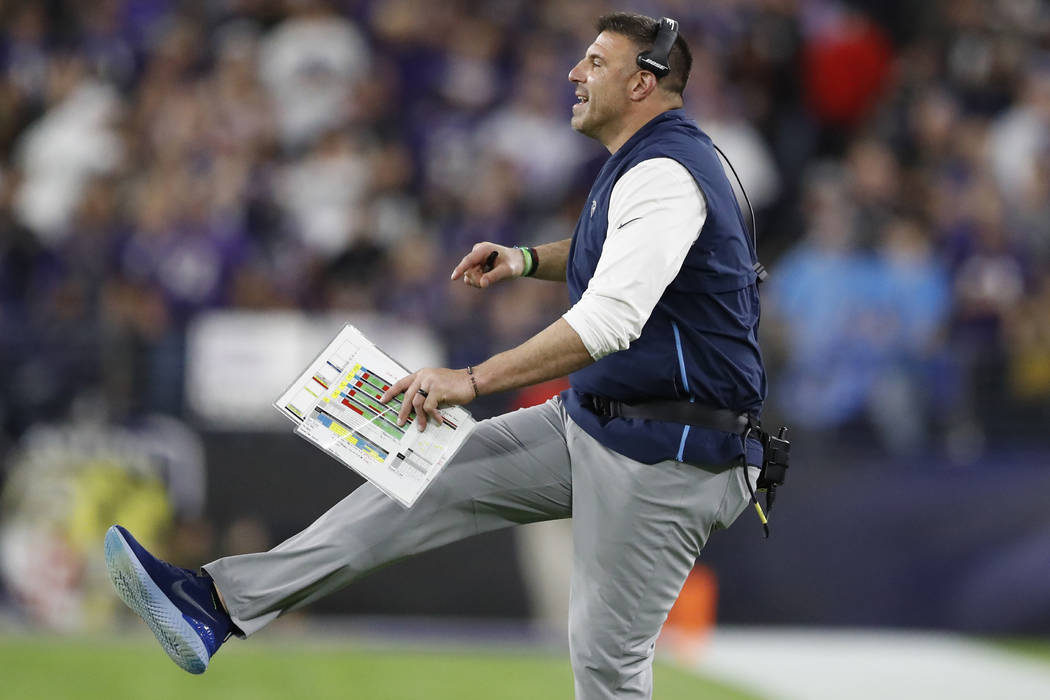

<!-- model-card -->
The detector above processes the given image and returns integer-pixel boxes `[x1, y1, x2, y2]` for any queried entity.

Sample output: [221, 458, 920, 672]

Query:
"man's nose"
[568, 61, 584, 83]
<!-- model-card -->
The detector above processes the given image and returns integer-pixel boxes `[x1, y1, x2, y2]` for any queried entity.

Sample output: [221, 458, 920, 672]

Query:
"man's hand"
[380, 367, 475, 431]
[451, 243, 525, 288]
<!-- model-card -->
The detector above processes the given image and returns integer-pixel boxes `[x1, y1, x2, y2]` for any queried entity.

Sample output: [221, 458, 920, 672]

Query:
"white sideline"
[683, 627, 1050, 700]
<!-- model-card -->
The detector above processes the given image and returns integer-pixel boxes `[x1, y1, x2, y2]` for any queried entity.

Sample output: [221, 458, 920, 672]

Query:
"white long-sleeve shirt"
[562, 157, 707, 360]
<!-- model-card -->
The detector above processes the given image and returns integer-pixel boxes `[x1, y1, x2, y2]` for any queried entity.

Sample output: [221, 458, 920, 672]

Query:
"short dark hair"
[596, 12, 692, 96]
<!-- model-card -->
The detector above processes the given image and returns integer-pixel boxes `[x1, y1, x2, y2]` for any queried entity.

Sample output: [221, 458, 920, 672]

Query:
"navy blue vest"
[562, 109, 766, 467]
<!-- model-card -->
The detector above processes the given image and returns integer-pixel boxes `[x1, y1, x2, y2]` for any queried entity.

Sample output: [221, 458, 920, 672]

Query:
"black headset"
[636, 17, 679, 78]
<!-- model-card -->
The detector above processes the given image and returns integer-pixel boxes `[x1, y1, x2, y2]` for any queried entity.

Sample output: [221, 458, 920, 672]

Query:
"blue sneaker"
[104, 525, 233, 674]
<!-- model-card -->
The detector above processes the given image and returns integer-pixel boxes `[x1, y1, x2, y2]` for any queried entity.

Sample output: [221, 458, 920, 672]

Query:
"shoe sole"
[104, 526, 209, 674]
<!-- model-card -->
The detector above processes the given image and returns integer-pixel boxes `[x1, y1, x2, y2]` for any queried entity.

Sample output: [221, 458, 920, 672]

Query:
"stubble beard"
[571, 101, 600, 139]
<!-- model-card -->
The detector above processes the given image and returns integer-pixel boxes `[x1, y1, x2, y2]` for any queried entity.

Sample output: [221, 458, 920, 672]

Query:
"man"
[105, 12, 766, 699]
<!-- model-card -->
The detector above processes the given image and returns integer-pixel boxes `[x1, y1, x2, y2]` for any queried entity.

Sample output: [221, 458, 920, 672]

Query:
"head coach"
[105, 12, 773, 700]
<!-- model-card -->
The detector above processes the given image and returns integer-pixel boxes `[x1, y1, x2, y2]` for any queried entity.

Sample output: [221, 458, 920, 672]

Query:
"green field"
[0, 634, 761, 700]
[996, 638, 1050, 665]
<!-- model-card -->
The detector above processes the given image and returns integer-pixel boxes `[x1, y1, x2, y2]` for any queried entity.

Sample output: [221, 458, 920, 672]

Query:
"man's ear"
[629, 70, 659, 102]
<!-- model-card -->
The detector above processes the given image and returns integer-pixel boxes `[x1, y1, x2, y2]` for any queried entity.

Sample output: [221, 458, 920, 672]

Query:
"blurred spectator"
[206, 22, 277, 161]
[766, 166, 872, 431]
[844, 137, 899, 248]
[119, 167, 248, 322]
[258, 0, 369, 150]
[13, 55, 124, 241]
[802, 4, 893, 130]
[1, 3, 50, 107]
[866, 216, 951, 453]
[276, 129, 370, 258]
[948, 179, 1027, 437]
[1007, 278, 1050, 420]
[432, 15, 505, 113]
[73, 0, 137, 90]
[987, 60, 1050, 202]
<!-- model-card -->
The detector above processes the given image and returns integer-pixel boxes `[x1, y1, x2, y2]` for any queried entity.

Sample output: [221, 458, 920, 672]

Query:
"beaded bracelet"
[466, 365, 479, 398]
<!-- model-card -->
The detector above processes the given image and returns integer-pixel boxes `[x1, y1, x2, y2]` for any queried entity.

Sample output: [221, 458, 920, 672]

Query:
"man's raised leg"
[203, 398, 575, 636]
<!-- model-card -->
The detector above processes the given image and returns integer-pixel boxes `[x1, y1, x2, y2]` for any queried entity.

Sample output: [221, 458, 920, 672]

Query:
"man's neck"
[603, 101, 681, 154]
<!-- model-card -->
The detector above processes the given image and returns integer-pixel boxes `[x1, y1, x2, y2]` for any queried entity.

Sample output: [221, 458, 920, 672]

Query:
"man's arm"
[380, 317, 592, 430]
[452, 239, 572, 287]
[529, 239, 572, 281]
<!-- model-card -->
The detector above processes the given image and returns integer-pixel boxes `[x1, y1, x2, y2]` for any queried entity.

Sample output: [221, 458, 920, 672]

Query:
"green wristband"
[518, 246, 534, 277]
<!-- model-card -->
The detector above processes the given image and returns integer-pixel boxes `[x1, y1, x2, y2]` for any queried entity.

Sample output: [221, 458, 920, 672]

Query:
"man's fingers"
[381, 375, 412, 404]
[397, 377, 424, 426]
[411, 390, 428, 430]
[422, 393, 444, 428]
[381, 369, 455, 431]
[451, 248, 489, 281]
[463, 269, 490, 288]
[450, 257, 472, 281]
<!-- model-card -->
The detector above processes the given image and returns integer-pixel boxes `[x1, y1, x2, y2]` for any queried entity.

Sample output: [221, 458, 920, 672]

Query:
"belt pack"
[583, 393, 791, 536]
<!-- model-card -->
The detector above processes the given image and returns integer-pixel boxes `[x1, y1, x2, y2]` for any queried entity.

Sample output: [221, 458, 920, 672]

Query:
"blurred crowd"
[0, 0, 1048, 461]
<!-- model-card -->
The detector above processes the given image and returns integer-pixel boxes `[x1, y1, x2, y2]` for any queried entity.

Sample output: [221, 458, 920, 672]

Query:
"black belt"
[582, 393, 755, 435]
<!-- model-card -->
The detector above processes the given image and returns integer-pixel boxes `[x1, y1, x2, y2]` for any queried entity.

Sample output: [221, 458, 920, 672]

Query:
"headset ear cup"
[636, 52, 669, 77]
[636, 17, 678, 78]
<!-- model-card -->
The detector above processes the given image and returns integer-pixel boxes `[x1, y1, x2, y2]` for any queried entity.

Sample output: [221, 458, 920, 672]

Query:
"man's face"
[568, 31, 637, 139]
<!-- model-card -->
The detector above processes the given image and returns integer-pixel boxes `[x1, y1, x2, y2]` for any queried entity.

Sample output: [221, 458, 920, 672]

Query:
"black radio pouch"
[741, 425, 791, 538]
[758, 427, 790, 494]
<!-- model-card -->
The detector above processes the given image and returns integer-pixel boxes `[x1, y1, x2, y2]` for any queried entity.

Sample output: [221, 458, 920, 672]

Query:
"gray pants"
[205, 397, 756, 699]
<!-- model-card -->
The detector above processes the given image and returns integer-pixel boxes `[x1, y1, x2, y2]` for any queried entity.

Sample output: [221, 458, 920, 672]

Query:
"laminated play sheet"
[275, 325, 475, 507]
